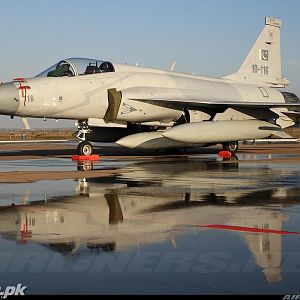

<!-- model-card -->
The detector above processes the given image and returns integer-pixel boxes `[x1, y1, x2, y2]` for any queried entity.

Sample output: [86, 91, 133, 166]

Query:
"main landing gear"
[222, 141, 239, 154]
[76, 121, 94, 156]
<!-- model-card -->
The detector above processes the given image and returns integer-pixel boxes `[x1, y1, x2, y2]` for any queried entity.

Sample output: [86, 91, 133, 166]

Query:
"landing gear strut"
[222, 141, 239, 154]
[76, 121, 94, 156]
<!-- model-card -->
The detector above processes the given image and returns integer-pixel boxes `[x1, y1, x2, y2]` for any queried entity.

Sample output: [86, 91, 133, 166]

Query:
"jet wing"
[122, 87, 300, 110]
[130, 98, 300, 110]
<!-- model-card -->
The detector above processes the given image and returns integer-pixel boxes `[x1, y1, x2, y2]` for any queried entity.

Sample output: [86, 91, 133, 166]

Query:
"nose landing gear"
[76, 120, 94, 156]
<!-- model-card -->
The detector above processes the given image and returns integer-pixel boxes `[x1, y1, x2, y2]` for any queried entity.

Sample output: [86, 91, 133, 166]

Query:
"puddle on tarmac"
[0, 158, 300, 294]
[0, 179, 77, 206]
[0, 158, 133, 173]
[0, 151, 299, 173]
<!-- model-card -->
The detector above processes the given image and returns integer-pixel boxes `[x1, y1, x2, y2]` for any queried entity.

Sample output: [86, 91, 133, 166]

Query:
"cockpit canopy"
[36, 58, 115, 78]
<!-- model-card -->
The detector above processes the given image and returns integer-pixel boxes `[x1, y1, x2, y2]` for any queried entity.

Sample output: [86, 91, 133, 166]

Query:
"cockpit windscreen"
[36, 58, 115, 77]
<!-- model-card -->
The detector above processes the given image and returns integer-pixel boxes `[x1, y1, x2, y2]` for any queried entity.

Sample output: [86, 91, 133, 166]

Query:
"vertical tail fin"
[225, 17, 289, 87]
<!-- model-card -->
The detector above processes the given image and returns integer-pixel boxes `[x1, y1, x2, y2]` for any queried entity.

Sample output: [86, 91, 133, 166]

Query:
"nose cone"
[0, 83, 20, 115]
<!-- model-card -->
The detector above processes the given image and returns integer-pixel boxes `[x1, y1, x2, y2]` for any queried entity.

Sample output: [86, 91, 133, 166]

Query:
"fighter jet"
[0, 17, 299, 156]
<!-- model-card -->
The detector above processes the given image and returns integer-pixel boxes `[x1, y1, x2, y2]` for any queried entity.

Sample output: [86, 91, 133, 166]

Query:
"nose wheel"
[76, 120, 94, 156]
[77, 141, 94, 156]
[222, 141, 239, 154]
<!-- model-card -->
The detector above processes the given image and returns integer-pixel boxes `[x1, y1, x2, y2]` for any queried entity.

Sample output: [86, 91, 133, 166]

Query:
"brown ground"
[0, 142, 299, 183]
[0, 129, 74, 141]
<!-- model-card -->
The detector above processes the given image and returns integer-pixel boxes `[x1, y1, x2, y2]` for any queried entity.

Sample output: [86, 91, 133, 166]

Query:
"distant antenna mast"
[169, 60, 177, 71]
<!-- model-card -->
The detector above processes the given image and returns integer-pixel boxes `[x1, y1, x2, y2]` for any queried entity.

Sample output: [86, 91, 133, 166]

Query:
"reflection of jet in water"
[0, 159, 300, 284]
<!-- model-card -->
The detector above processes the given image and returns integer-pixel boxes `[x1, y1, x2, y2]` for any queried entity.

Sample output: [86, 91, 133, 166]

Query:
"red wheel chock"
[72, 155, 100, 161]
[218, 151, 232, 159]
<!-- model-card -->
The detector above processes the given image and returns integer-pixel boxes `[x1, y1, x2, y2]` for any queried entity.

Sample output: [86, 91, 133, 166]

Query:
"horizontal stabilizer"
[282, 111, 300, 121]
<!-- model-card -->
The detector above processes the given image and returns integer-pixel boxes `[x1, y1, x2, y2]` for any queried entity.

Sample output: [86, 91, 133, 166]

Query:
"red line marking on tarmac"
[200, 224, 300, 235]
[122, 216, 300, 236]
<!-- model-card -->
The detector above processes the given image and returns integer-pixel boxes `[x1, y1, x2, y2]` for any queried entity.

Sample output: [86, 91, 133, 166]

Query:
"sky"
[0, 0, 300, 128]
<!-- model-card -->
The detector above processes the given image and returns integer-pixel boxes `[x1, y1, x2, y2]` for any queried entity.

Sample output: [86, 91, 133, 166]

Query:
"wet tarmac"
[0, 144, 300, 294]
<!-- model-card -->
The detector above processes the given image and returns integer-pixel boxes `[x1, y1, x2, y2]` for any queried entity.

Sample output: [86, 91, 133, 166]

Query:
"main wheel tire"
[77, 141, 93, 156]
[223, 141, 239, 154]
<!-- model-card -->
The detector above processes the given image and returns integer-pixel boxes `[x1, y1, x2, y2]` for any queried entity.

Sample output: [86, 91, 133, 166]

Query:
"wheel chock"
[72, 155, 100, 161]
[218, 151, 232, 159]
